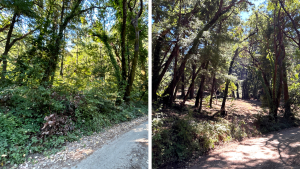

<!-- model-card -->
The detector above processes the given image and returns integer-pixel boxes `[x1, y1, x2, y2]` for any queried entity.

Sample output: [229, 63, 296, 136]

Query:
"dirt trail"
[70, 121, 148, 169]
[188, 126, 300, 169]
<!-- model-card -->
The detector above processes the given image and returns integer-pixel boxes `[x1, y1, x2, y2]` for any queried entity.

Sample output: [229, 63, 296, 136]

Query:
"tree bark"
[173, 80, 180, 102]
[182, 63, 203, 105]
[152, 42, 177, 101]
[190, 63, 196, 99]
[181, 71, 185, 97]
[283, 61, 292, 118]
[221, 48, 239, 116]
[162, 0, 242, 105]
[124, 0, 143, 102]
[209, 73, 216, 108]
[121, 0, 128, 83]
[236, 83, 239, 98]
[1, 13, 17, 83]
[195, 61, 209, 111]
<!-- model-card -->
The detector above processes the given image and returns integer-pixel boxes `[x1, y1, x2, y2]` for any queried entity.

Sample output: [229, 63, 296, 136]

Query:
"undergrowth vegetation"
[152, 99, 300, 168]
[0, 0, 148, 167]
[152, 113, 249, 168]
[0, 85, 147, 166]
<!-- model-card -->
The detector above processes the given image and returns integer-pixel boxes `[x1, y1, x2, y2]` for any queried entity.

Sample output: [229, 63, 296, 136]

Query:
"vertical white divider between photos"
[148, 0, 152, 167]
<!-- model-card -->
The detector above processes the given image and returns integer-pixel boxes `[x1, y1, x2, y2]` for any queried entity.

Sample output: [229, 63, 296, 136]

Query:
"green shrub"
[152, 118, 198, 168]
[230, 117, 247, 140]
[152, 117, 250, 169]
[0, 84, 147, 166]
[195, 119, 232, 149]
[75, 87, 147, 133]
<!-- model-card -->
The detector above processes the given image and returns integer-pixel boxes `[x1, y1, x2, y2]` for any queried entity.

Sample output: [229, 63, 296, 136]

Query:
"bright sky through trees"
[240, 0, 266, 20]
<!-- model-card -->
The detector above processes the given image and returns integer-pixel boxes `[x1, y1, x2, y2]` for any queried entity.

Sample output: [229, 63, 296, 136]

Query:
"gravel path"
[15, 116, 147, 169]
[187, 126, 300, 169]
[71, 120, 148, 169]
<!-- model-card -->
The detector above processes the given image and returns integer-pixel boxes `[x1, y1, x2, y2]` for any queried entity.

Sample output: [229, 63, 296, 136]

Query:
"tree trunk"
[197, 69, 208, 113]
[209, 73, 216, 108]
[181, 71, 185, 98]
[124, 0, 143, 102]
[283, 61, 292, 118]
[1, 13, 17, 83]
[173, 80, 180, 102]
[162, 1, 239, 105]
[60, 33, 65, 77]
[182, 63, 203, 105]
[153, 43, 178, 101]
[195, 61, 208, 109]
[190, 64, 196, 99]
[152, 29, 170, 101]
[124, 27, 139, 102]
[236, 83, 239, 98]
[121, 0, 127, 83]
[42, 0, 83, 85]
[221, 48, 239, 116]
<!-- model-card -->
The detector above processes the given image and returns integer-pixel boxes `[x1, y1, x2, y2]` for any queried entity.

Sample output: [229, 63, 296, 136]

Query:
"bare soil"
[155, 96, 300, 169]
[187, 126, 300, 169]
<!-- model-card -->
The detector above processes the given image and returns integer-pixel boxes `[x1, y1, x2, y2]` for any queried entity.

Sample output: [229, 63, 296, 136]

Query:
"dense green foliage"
[0, 0, 147, 166]
[152, 113, 248, 168]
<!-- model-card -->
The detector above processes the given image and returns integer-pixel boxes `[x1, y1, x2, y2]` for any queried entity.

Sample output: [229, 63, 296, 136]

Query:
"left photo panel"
[0, 0, 148, 168]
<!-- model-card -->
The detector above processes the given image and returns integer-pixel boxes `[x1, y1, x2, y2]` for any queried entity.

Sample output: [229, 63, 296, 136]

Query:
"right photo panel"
[152, 0, 300, 168]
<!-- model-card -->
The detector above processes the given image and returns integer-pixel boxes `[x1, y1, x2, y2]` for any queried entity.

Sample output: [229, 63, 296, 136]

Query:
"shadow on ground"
[185, 126, 300, 168]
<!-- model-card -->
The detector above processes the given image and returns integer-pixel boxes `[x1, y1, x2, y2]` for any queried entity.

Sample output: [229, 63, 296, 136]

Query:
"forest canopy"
[0, 0, 148, 166]
[152, 0, 300, 168]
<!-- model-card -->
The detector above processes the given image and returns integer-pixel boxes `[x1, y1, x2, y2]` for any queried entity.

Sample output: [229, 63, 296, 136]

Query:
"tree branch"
[283, 30, 299, 46]
[8, 29, 36, 50]
[279, 0, 300, 48]
[0, 23, 11, 32]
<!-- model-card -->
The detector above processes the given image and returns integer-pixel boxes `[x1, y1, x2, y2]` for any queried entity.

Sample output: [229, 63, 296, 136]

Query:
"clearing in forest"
[152, 97, 300, 169]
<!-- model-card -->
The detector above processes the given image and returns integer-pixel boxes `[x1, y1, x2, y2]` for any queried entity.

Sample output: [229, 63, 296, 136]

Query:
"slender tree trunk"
[221, 79, 230, 115]
[60, 33, 65, 77]
[283, 61, 292, 118]
[181, 72, 185, 97]
[209, 73, 216, 108]
[215, 89, 218, 105]
[182, 63, 203, 105]
[1, 13, 17, 83]
[195, 61, 208, 110]
[173, 81, 180, 102]
[121, 0, 127, 83]
[124, 27, 139, 102]
[221, 48, 239, 116]
[272, 67, 282, 121]
[197, 72, 207, 113]
[168, 47, 180, 105]
[190, 64, 196, 99]
[236, 83, 239, 98]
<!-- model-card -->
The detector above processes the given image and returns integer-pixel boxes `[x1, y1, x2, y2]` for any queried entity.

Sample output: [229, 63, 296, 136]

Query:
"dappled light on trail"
[188, 127, 300, 169]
